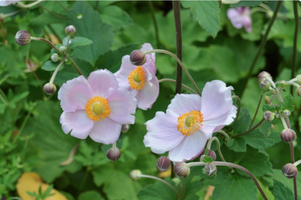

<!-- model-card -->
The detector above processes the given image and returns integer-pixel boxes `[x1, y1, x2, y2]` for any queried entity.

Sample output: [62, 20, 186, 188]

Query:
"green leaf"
[63, 37, 93, 48]
[262, 104, 277, 112]
[181, 1, 220, 37]
[233, 108, 251, 134]
[68, 2, 113, 67]
[230, 1, 262, 8]
[137, 178, 176, 200]
[99, 6, 133, 31]
[281, 95, 295, 112]
[92, 166, 141, 200]
[211, 170, 257, 200]
[78, 191, 104, 200]
[41, 61, 60, 71]
[225, 137, 246, 152]
[270, 181, 294, 200]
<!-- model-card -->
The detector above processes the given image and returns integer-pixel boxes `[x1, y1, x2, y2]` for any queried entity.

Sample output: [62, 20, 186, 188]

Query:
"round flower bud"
[296, 87, 301, 97]
[296, 75, 301, 85]
[282, 163, 298, 179]
[15, 30, 31, 46]
[59, 46, 67, 53]
[121, 124, 129, 133]
[65, 25, 76, 36]
[280, 129, 296, 143]
[260, 79, 271, 90]
[43, 83, 56, 95]
[207, 150, 216, 161]
[172, 177, 181, 186]
[173, 162, 190, 178]
[204, 163, 217, 176]
[130, 169, 142, 181]
[130, 50, 146, 66]
[106, 147, 121, 161]
[257, 71, 272, 85]
[51, 53, 60, 62]
[156, 156, 171, 172]
[263, 111, 275, 122]
[282, 110, 291, 118]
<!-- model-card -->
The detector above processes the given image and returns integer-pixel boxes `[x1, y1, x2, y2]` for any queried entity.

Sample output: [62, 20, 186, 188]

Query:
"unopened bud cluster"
[204, 163, 217, 176]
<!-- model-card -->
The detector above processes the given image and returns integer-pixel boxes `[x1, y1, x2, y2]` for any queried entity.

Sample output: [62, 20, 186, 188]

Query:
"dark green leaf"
[63, 37, 93, 48]
[78, 191, 104, 200]
[233, 108, 251, 134]
[270, 181, 294, 200]
[262, 104, 277, 112]
[242, 129, 281, 149]
[225, 137, 246, 152]
[181, 1, 220, 37]
[281, 95, 295, 112]
[230, 1, 262, 8]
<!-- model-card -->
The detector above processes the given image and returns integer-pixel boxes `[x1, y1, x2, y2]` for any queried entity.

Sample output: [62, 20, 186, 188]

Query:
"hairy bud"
[130, 169, 142, 181]
[106, 147, 121, 161]
[263, 111, 275, 122]
[59, 46, 67, 53]
[65, 25, 76, 36]
[280, 129, 296, 143]
[51, 53, 60, 62]
[43, 83, 56, 95]
[282, 163, 298, 179]
[15, 30, 31, 46]
[257, 71, 272, 85]
[130, 50, 146, 66]
[260, 80, 271, 90]
[204, 163, 217, 176]
[282, 110, 291, 118]
[174, 162, 190, 178]
[156, 156, 171, 172]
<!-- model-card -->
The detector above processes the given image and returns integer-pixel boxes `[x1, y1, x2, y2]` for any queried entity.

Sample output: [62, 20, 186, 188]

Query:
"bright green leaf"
[63, 37, 93, 48]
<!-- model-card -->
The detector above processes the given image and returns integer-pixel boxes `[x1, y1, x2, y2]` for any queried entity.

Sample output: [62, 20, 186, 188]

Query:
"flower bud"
[260, 80, 271, 90]
[43, 83, 56, 95]
[51, 53, 60, 62]
[173, 162, 190, 178]
[282, 163, 298, 179]
[65, 25, 76, 36]
[130, 169, 142, 181]
[279, 80, 287, 88]
[263, 111, 275, 122]
[282, 110, 291, 118]
[296, 87, 301, 97]
[257, 71, 272, 85]
[172, 177, 181, 186]
[296, 75, 301, 85]
[280, 129, 296, 143]
[106, 147, 121, 161]
[204, 163, 217, 176]
[130, 50, 146, 66]
[59, 46, 67, 53]
[207, 150, 216, 161]
[121, 124, 129, 133]
[156, 156, 171, 172]
[15, 30, 31, 46]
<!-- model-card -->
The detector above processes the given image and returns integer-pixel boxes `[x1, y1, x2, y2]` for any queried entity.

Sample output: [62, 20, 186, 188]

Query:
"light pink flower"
[114, 43, 159, 110]
[144, 80, 237, 162]
[227, 7, 252, 32]
[0, 0, 21, 6]
[58, 69, 137, 144]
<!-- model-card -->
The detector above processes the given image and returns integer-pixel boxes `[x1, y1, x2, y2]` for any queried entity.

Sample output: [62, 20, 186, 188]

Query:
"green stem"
[232, 118, 264, 138]
[206, 137, 225, 162]
[143, 49, 201, 95]
[16, 0, 44, 8]
[173, 1, 183, 94]
[56, 0, 69, 12]
[148, 1, 160, 49]
[250, 94, 263, 128]
[291, 0, 299, 96]
[238, 0, 282, 98]
[38, 4, 68, 20]
[158, 78, 197, 94]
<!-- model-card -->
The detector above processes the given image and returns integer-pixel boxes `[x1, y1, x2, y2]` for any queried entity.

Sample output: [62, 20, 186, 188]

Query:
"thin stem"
[60, 144, 79, 166]
[49, 59, 65, 84]
[187, 161, 268, 200]
[139, 174, 178, 197]
[148, 1, 160, 49]
[56, 0, 69, 12]
[294, 159, 301, 167]
[216, 130, 230, 142]
[238, 0, 282, 98]
[250, 95, 263, 128]
[206, 137, 225, 162]
[38, 4, 68, 20]
[291, 0, 299, 95]
[280, 115, 288, 130]
[232, 118, 264, 138]
[16, 0, 44, 8]
[173, 1, 183, 94]
[143, 49, 201, 95]
[159, 78, 197, 94]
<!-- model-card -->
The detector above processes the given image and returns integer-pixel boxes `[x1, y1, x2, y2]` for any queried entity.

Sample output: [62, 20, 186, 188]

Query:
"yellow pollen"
[128, 66, 145, 90]
[85, 96, 110, 121]
[177, 110, 203, 136]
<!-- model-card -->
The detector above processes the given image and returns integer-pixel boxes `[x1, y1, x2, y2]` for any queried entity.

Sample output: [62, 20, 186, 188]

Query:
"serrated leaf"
[211, 170, 257, 200]
[281, 95, 295, 112]
[230, 1, 262, 8]
[78, 191, 104, 200]
[63, 37, 93, 48]
[181, 1, 220, 37]
[262, 104, 277, 112]
[233, 108, 251, 134]
[271, 181, 294, 200]
[68, 2, 113, 67]
[225, 137, 246, 152]
[242, 129, 281, 149]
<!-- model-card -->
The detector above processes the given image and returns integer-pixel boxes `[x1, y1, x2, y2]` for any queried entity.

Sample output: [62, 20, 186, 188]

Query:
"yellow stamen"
[128, 66, 145, 90]
[85, 96, 110, 121]
[177, 110, 203, 136]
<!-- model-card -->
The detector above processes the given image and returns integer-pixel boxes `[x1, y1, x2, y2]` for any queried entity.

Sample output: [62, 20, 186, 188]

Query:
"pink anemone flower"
[0, 0, 21, 6]
[144, 80, 237, 162]
[114, 43, 159, 110]
[58, 69, 137, 144]
[227, 7, 252, 33]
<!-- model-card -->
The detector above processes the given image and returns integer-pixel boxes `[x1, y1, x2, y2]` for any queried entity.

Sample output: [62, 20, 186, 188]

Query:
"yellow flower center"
[128, 66, 145, 90]
[177, 110, 203, 136]
[85, 96, 110, 121]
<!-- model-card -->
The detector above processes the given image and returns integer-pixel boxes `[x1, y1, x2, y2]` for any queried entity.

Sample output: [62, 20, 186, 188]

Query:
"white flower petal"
[136, 77, 159, 110]
[168, 94, 202, 116]
[227, 8, 243, 29]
